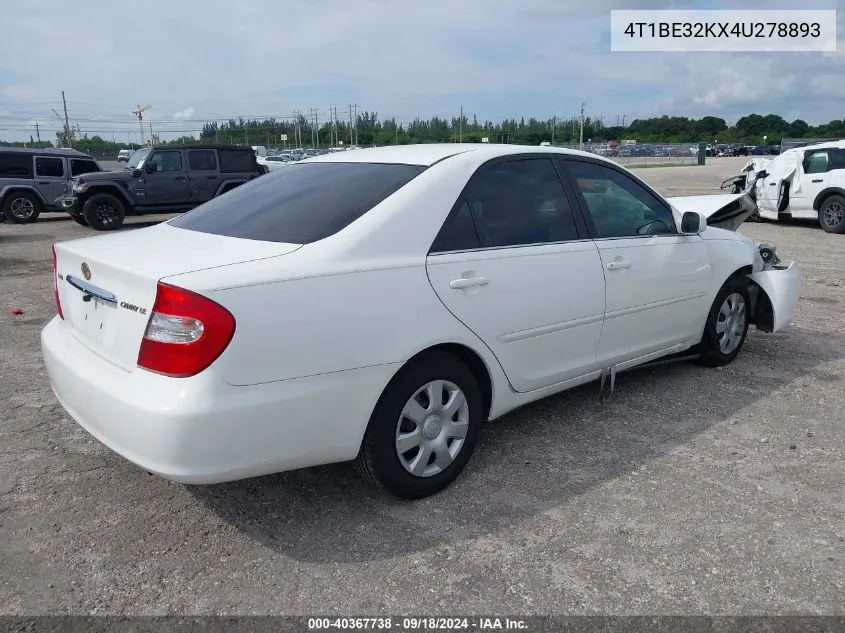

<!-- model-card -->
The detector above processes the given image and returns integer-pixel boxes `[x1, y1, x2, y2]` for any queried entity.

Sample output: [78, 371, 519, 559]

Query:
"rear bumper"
[41, 316, 398, 484]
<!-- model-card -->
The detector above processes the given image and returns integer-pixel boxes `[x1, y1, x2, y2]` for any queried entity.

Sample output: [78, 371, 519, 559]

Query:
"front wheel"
[82, 193, 125, 230]
[356, 351, 483, 499]
[819, 194, 845, 234]
[695, 277, 751, 367]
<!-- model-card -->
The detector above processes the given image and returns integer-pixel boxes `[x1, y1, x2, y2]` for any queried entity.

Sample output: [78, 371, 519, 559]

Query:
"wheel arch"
[0, 185, 47, 207]
[79, 185, 132, 208]
[214, 180, 246, 197]
[813, 187, 845, 211]
[392, 343, 495, 422]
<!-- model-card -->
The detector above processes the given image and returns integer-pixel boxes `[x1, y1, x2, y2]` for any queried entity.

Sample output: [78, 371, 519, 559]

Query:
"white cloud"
[0, 0, 841, 142]
[173, 107, 195, 121]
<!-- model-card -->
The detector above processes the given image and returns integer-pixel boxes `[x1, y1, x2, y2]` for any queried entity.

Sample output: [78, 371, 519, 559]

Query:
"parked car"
[41, 144, 800, 499]
[723, 140, 845, 233]
[728, 144, 749, 157]
[117, 149, 134, 163]
[259, 155, 292, 171]
[0, 147, 103, 223]
[57, 144, 268, 230]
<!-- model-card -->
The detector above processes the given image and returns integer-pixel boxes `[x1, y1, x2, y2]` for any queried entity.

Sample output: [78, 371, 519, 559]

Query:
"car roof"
[146, 144, 256, 151]
[303, 143, 612, 167]
[793, 139, 845, 151]
[0, 146, 94, 158]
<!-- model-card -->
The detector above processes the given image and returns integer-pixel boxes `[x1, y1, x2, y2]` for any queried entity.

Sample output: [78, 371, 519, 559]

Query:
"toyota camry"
[41, 144, 801, 499]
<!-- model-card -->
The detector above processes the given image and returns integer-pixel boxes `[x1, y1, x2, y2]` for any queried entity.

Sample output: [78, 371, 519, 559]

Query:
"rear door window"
[188, 150, 218, 171]
[170, 162, 425, 244]
[35, 156, 65, 178]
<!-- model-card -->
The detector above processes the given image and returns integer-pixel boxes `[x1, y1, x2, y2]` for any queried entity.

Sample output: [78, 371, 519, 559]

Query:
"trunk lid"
[54, 222, 301, 371]
[666, 192, 757, 232]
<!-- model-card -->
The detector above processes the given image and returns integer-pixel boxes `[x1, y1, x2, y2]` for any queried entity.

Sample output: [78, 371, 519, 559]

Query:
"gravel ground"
[0, 157, 843, 616]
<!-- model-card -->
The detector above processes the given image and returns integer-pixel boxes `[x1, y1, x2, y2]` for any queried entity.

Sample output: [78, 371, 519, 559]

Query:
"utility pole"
[334, 107, 338, 147]
[61, 91, 72, 148]
[315, 109, 319, 148]
[551, 115, 556, 145]
[622, 114, 626, 127]
[132, 104, 151, 145]
[348, 104, 353, 146]
[35, 122, 40, 143]
[579, 100, 586, 151]
[459, 105, 463, 143]
[352, 103, 359, 147]
[149, 123, 154, 146]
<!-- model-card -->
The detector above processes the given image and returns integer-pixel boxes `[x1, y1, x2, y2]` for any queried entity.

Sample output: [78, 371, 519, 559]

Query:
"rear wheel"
[819, 194, 845, 233]
[2, 191, 42, 223]
[695, 277, 751, 367]
[356, 351, 483, 499]
[82, 193, 125, 230]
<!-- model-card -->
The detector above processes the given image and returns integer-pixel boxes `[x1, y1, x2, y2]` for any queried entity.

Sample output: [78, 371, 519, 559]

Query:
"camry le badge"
[81, 262, 91, 280]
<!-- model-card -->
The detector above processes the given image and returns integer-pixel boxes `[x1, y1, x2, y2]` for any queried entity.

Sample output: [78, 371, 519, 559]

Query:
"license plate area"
[74, 294, 117, 343]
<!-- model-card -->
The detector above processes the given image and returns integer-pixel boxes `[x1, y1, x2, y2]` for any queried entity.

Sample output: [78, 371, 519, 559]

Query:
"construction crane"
[132, 104, 151, 144]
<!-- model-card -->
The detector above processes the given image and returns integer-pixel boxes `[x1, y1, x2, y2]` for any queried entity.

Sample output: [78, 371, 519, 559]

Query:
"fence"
[86, 141, 704, 166]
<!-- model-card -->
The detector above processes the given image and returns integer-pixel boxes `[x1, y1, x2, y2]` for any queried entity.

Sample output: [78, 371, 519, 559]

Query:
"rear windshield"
[169, 162, 426, 244]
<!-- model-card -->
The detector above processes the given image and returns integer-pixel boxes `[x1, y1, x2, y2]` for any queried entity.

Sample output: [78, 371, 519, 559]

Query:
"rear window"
[0, 153, 33, 178]
[169, 162, 426, 244]
[219, 149, 257, 173]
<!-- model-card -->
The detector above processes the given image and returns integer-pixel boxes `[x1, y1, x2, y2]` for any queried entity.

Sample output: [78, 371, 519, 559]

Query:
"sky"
[0, 0, 842, 143]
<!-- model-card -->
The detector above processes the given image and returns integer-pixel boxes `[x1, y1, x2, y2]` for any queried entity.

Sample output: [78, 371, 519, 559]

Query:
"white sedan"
[41, 144, 801, 499]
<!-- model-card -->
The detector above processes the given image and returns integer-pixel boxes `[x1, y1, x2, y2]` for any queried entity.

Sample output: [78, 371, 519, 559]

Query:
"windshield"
[126, 148, 150, 169]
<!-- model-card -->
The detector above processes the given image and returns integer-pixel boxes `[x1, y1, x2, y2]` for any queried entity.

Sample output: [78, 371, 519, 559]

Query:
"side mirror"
[681, 211, 707, 234]
[145, 161, 157, 174]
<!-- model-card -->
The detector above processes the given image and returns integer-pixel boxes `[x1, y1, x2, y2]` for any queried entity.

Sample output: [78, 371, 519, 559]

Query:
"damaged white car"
[722, 141, 845, 233]
[41, 145, 800, 499]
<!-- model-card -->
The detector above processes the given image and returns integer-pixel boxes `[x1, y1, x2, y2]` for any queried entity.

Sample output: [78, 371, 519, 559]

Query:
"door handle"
[449, 277, 488, 289]
[606, 259, 631, 271]
[38, 181, 51, 185]
[175, 176, 187, 181]
[206, 175, 217, 179]
[812, 179, 823, 183]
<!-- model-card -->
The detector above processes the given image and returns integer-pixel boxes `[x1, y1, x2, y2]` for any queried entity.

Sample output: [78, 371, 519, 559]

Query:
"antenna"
[132, 104, 152, 144]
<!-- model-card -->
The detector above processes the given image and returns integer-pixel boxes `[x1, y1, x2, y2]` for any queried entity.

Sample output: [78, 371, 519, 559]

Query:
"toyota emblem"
[81, 262, 91, 280]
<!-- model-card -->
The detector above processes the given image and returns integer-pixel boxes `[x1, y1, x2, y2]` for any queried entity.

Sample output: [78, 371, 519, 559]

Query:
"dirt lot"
[1, 157, 843, 615]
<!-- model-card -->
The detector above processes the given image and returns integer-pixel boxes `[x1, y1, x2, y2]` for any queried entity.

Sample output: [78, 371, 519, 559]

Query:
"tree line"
[1, 112, 842, 157]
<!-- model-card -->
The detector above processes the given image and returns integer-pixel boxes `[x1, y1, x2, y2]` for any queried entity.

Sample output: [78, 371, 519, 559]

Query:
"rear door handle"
[38, 181, 50, 185]
[812, 179, 823, 183]
[206, 175, 217, 179]
[175, 176, 187, 181]
[449, 277, 488, 289]
[606, 260, 631, 271]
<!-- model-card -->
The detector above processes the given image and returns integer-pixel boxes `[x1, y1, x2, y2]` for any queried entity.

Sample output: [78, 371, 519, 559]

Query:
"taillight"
[137, 282, 235, 378]
[52, 245, 64, 319]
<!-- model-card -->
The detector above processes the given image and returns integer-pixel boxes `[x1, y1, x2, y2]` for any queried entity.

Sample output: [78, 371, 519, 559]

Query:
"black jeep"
[58, 145, 268, 230]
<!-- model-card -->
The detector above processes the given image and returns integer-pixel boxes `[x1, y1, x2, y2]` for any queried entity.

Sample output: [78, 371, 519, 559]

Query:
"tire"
[818, 194, 845, 234]
[356, 351, 483, 499]
[2, 191, 42, 224]
[695, 277, 751, 367]
[82, 193, 125, 230]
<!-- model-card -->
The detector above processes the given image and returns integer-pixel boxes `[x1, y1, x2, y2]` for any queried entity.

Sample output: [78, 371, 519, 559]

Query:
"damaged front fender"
[748, 262, 801, 333]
